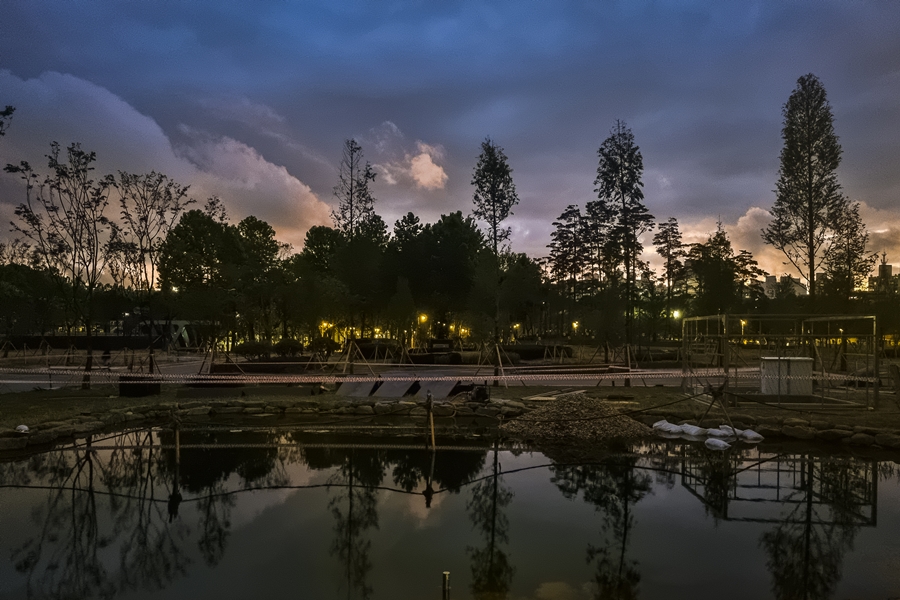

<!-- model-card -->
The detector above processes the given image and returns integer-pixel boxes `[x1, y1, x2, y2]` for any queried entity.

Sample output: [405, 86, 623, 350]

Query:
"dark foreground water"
[1, 428, 899, 600]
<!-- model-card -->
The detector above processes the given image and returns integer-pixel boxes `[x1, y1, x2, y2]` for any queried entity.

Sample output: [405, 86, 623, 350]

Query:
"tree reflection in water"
[1, 430, 490, 600]
[2, 427, 286, 599]
[680, 445, 876, 600]
[552, 452, 652, 600]
[466, 440, 515, 600]
[322, 449, 384, 600]
[759, 455, 873, 600]
[104, 429, 189, 591]
[3, 431, 889, 600]
[10, 437, 115, 599]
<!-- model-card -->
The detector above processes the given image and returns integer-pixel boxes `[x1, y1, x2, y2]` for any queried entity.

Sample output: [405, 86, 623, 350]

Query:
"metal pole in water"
[427, 391, 436, 450]
[442, 571, 450, 600]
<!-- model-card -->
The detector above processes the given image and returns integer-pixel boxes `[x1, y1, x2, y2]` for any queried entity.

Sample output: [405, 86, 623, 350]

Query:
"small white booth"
[760, 357, 814, 395]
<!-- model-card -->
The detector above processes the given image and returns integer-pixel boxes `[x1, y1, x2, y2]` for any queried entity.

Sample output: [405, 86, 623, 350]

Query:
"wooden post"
[624, 344, 632, 387]
[722, 314, 731, 399]
[874, 317, 881, 410]
[429, 410, 436, 450]
[442, 571, 450, 600]
[427, 391, 436, 450]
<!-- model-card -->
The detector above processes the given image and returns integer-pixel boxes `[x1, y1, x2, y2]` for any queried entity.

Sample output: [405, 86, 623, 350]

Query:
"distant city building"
[763, 275, 808, 299]
[869, 262, 896, 291]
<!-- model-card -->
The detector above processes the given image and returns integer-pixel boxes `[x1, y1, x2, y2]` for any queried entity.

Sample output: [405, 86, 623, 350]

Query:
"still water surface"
[1, 428, 899, 600]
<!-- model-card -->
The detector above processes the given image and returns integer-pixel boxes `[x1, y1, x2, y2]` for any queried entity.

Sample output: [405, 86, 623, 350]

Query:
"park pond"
[1, 428, 899, 600]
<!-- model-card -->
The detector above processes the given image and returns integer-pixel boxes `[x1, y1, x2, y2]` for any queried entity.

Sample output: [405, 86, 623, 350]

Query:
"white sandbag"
[15, 425, 29, 434]
[705, 438, 731, 451]
[680, 424, 708, 437]
[652, 420, 683, 434]
[706, 428, 732, 438]
[718, 424, 736, 435]
[739, 428, 764, 442]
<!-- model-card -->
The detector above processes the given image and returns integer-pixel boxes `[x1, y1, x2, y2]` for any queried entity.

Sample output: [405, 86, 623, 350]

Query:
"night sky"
[2, 1, 899, 276]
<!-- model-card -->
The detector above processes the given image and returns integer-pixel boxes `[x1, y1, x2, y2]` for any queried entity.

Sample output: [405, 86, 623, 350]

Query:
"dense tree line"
[0, 73, 895, 357]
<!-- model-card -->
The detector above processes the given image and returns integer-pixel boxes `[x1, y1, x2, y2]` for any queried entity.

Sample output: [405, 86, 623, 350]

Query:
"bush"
[233, 341, 273, 360]
[274, 338, 304, 357]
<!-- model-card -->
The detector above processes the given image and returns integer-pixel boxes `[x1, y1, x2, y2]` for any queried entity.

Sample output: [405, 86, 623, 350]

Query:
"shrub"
[233, 341, 273, 360]
[274, 338, 304, 357]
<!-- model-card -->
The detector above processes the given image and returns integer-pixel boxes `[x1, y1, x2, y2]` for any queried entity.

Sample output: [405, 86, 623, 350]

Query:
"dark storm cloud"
[2, 0, 899, 272]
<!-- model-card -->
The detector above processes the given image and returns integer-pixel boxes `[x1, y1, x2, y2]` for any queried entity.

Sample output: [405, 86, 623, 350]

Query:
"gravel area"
[501, 392, 650, 445]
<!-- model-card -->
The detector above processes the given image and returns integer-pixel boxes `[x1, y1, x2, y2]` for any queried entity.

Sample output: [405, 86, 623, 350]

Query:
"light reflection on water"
[1, 429, 899, 600]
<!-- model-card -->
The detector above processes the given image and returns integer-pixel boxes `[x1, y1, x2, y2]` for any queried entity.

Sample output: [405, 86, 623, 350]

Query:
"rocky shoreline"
[0, 394, 532, 452]
[3, 389, 900, 453]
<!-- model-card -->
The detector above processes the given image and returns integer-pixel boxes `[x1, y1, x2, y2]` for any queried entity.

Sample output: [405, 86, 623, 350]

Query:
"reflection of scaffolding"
[680, 449, 877, 526]
[681, 314, 880, 408]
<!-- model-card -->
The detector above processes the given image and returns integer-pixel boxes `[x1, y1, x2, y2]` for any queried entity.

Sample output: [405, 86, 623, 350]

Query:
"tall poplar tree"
[594, 120, 654, 347]
[763, 74, 847, 307]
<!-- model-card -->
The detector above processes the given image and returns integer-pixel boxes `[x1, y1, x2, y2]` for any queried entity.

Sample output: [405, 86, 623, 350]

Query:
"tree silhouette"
[821, 201, 876, 305]
[548, 205, 587, 318]
[332, 139, 377, 241]
[653, 217, 685, 335]
[686, 221, 763, 316]
[763, 73, 848, 307]
[593, 120, 654, 349]
[472, 137, 519, 341]
[5, 143, 116, 385]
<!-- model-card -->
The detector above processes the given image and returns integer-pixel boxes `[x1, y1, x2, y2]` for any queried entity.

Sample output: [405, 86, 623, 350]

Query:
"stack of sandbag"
[651, 419, 764, 451]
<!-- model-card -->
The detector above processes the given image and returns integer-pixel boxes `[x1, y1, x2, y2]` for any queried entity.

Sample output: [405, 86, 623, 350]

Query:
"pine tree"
[763, 74, 847, 307]
[332, 139, 377, 240]
[653, 217, 685, 333]
[594, 120, 654, 346]
[472, 137, 519, 257]
[548, 205, 586, 308]
[583, 197, 618, 296]
[822, 201, 876, 302]
[472, 137, 519, 341]
[687, 222, 762, 315]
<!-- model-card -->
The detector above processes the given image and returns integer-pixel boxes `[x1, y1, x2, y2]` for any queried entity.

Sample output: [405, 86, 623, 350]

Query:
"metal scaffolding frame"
[681, 314, 880, 408]
[680, 447, 877, 526]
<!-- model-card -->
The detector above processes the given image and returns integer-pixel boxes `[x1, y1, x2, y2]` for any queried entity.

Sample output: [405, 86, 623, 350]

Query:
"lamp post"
[418, 314, 428, 348]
